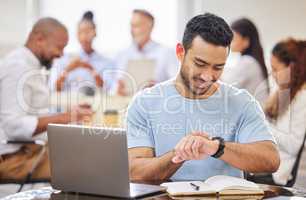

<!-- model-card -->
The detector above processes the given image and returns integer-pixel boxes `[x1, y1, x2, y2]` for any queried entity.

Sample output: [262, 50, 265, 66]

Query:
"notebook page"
[161, 181, 216, 196]
[204, 175, 260, 192]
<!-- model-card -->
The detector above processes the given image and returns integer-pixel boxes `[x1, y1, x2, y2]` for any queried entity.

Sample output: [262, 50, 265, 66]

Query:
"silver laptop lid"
[47, 124, 130, 197]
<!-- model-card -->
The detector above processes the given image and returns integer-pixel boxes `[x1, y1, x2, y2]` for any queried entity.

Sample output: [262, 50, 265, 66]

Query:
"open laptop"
[122, 59, 156, 95]
[47, 124, 166, 198]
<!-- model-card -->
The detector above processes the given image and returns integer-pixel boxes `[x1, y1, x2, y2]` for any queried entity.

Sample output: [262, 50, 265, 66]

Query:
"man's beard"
[180, 67, 215, 96]
[39, 57, 53, 70]
[132, 32, 148, 46]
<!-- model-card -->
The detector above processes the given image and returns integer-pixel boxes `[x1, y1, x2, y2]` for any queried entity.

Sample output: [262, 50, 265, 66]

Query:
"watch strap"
[211, 137, 225, 158]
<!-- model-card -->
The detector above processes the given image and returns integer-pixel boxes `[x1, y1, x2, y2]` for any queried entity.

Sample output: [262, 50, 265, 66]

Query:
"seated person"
[0, 18, 93, 180]
[126, 13, 280, 181]
[221, 18, 269, 107]
[49, 11, 115, 92]
[115, 9, 178, 95]
[251, 38, 306, 186]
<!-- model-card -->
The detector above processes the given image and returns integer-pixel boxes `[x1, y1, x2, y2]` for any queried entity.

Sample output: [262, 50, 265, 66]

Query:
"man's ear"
[35, 32, 46, 47]
[176, 43, 185, 63]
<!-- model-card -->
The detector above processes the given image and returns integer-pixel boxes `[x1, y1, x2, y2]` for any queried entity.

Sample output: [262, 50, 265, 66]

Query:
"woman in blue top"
[49, 11, 115, 92]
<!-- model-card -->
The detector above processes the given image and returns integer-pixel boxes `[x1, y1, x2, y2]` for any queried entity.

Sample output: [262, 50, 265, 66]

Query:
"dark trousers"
[246, 173, 279, 186]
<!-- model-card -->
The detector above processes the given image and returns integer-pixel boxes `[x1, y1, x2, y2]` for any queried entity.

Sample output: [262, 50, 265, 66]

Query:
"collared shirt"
[115, 40, 179, 83]
[0, 47, 49, 155]
[126, 80, 275, 181]
[49, 49, 116, 92]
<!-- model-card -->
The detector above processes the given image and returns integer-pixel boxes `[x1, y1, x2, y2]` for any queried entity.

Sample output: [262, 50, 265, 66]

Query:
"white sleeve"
[0, 61, 38, 140]
[2, 115, 38, 140]
[222, 56, 257, 88]
[271, 93, 306, 156]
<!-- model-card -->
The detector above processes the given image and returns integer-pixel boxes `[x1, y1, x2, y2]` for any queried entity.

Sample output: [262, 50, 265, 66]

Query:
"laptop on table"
[47, 124, 166, 198]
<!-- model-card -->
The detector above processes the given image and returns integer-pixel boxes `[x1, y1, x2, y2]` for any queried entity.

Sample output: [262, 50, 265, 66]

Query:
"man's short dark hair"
[182, 13, 233, 51]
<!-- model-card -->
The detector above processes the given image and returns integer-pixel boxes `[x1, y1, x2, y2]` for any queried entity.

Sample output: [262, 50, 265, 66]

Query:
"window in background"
[40, 0, 178, 57]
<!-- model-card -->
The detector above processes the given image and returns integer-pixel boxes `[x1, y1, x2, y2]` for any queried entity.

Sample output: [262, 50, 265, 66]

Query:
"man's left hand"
[172, 132, 220, 163]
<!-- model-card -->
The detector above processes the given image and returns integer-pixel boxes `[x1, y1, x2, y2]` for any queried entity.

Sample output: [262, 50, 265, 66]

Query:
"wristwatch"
[211, 137, 225, 158]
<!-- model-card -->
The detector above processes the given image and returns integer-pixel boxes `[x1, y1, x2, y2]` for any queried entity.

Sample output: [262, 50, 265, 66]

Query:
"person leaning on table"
[126, 13, 280, 181]
[0, 18, 93, 180]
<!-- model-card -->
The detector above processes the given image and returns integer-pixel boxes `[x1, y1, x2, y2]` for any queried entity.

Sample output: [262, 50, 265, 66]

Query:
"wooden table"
[1, 184, 306, 200]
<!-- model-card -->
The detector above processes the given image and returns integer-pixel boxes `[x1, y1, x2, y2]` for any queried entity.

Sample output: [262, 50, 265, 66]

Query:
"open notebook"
[161, 175, 264, 196]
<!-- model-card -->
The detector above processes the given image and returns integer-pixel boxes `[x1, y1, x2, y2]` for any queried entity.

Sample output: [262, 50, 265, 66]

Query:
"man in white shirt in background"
[115, 9, 178, 95]
[0, 18, 93, 180]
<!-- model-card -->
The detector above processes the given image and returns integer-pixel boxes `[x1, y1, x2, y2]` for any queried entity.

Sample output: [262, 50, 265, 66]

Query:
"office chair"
[285, 131, 306, 187]
[0, 139, 50, 192]
[245, 130, 306, 187]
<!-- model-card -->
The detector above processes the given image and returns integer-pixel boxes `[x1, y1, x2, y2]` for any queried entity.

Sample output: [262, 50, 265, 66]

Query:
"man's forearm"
[33, 113, 70, 136]
[220, 141, 280, 173]
[129, 150, 183, 181]
[56, 73, 67, 92]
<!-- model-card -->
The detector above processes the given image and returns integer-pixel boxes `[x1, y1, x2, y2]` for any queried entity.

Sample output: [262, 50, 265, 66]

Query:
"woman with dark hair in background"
[222, 18, 269, 106]
[250, 38, 306, 186]
[49, 11, 116, 92]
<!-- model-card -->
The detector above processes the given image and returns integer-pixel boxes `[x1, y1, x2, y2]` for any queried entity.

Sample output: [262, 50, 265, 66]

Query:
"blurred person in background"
[249, 38, 306, 186]
[221, 18, 269, 107]
[0, 18, 93, 180]
[115, 9, 178, 95]
[49, 11, 116, 93]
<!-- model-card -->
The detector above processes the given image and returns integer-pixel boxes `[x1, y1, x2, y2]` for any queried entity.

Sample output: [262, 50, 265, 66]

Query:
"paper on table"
[161, 181, 216, 196]
[205, 175, 261, 192]
[161, 175, 263, 196]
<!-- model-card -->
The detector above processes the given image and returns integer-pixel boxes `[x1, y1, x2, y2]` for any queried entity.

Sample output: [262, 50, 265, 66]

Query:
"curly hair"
[182, 13, 233, 51]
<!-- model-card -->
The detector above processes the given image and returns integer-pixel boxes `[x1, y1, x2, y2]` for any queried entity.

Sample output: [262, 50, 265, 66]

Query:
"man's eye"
[214, 67, 223, 71]
[194, 62, 205, 67]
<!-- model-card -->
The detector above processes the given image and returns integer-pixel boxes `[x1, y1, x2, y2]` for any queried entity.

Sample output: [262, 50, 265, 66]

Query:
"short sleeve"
[236, 99, 276, 144]
[126, 93, 155, 149]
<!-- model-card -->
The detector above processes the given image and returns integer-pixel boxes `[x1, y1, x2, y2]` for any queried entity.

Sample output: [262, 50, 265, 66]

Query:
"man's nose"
[200, 71, 213, 82]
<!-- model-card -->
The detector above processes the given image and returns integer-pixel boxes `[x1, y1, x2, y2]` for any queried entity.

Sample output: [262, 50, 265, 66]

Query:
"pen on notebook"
[190, 182, 200, 191]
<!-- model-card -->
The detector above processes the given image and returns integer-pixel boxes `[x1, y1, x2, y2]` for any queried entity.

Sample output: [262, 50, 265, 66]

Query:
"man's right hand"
[34, 104, 94, 136]
[68, 104, 94, 123]
[172, 132, 214, 164]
